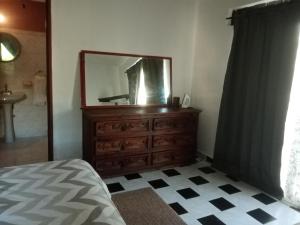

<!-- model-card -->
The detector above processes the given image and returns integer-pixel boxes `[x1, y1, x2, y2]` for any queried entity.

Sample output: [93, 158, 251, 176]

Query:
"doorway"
[0, 0, 52, 166]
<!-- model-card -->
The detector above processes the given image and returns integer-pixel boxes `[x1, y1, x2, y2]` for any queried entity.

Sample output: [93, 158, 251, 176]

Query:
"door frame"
[46, 0, 53, 161]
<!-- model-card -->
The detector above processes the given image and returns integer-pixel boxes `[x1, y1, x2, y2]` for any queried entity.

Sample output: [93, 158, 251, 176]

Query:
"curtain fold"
[213, 2, 300, 197]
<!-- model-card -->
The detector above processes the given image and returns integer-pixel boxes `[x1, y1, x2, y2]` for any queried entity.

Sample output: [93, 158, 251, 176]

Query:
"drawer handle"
[112, 124, 121, 129]
[121, 124, 127, 131]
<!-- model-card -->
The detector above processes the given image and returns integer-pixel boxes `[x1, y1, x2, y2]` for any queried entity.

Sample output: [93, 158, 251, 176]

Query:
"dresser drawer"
[96, 158, 123, 173]
[96, 154, 149, 175]
[153, 117, 194, 132]
[95, 136, 148, 155]
[95, 119, 150, 136]
[123, 137, 148, 151]
[123, 154, 149, 169]
[95, 121, 123, 135]
[124, 119, 150, 132]
[152, 150, 195, 167]
[152, 134, 194, 148]
[152, 151, 173, 166]
[95, 138, 122, 154]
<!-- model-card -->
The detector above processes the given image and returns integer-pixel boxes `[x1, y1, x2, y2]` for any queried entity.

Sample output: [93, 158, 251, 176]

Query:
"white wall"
[191, 0, 259, 158]
[51, 0, 198, 159]
[51, 0, 262, 160]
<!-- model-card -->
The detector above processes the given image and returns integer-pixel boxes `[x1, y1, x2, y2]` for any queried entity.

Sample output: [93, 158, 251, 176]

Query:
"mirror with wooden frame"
[80, 50, 172, 108]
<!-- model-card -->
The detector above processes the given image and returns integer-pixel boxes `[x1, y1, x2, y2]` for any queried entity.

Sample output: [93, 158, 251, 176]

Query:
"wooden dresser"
[82, 107, 200, 177]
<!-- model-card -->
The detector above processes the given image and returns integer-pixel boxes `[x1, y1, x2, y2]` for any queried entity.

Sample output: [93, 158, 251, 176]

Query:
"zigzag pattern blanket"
[0, 159, 126, 225]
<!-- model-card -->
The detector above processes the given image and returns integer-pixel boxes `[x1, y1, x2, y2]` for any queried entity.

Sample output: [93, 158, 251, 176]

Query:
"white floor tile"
[104, 161, 300, 225]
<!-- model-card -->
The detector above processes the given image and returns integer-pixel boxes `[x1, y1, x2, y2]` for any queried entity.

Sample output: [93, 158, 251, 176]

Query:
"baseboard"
[206, 156, 213, 163]
[196, 151, 214, 163]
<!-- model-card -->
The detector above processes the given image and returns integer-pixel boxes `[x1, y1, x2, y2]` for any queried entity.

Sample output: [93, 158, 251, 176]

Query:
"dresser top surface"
[82, 106, 201, 117]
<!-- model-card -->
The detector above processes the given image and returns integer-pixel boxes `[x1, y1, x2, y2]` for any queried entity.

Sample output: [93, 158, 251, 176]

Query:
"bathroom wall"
[0, 27, 47, 138]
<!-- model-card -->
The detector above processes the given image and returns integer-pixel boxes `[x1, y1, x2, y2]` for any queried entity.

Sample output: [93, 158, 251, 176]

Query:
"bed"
[0, 159, 126, 225]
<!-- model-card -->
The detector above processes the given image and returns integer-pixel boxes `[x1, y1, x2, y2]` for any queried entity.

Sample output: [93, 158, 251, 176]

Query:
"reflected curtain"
[126, 61, 141, 104]
[126, 58, 165, 104]
[142, 58, 164, 104]
[213, 2, 300, 197]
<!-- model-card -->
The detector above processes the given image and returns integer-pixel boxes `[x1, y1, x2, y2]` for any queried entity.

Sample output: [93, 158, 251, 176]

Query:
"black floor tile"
[169, 202, 188, 215]
[177, 188, 200, 199]
[198, 214, 226, 225]
[226, 174, 240, 182]
[124, 173, 142, 180]
[252, 193, 277, 205]
[189, 176, 209, 185]
[218, 184, 241, 194]
[148, 179, 169, 189]
[107, 182, 125, 193]
[199, 167, 216, 174]
[209, 197, 235, 211]
[163, 169, 181, 177]
[247, 208, 276, 224]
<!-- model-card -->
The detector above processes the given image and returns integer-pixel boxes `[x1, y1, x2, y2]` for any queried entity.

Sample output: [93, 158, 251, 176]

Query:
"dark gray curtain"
[213, 1, 300, 197]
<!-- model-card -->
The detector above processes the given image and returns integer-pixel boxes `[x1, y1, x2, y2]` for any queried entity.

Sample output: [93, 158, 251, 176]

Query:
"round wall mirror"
[0, 33, 21, 62]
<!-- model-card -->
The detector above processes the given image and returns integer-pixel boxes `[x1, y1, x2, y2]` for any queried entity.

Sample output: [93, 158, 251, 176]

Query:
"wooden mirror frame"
[80, 50, 172, 109]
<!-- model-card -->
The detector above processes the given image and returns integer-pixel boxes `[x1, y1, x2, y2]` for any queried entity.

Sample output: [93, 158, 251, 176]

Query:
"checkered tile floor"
[104, 160, 300, 225]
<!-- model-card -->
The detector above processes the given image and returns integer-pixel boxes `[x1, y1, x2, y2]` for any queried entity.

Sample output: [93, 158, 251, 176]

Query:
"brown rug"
[112, 188, 187, 225]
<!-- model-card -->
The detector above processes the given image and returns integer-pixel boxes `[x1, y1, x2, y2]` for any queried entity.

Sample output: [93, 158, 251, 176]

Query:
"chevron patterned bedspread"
[0, 159, 126, 225]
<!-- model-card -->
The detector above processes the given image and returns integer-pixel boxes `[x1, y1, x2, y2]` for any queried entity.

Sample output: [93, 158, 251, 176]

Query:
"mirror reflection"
[83, 52, 171, 106]
[0, 33, 21, 62]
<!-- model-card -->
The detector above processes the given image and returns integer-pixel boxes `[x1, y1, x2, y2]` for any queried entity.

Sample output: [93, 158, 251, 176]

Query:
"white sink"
[0, 92, 26, 143]
[0, 92, 26, 104]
